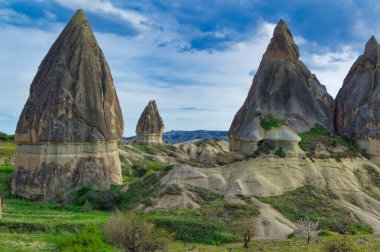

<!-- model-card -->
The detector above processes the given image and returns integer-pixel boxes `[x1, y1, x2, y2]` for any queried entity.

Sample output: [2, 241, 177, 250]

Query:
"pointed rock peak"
[136, 100, 164, 135]
[265, 19, 300, 62]
[69, 9, 89, 27]
[362, 35, 380, 63]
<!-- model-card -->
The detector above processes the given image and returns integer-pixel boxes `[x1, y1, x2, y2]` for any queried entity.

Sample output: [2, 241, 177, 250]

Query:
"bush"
[57, 225, 111, 252]
[275, 147, 286, 157]
[0, 132, 14, 141]
[260, 114, 286, 130]
[318, 230, 332, 236]
[322, 234, 368, 252]
[287, 232, 296, 239]
[104, 211, 171, 252]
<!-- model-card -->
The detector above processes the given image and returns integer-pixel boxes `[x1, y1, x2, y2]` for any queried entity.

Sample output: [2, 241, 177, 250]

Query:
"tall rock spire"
[335, 36, 380, 162]
[228, 20, 334, 155]
[12, 9, 124, 200]
[264, 19, 300, 62]
[136, 100, 164, 145]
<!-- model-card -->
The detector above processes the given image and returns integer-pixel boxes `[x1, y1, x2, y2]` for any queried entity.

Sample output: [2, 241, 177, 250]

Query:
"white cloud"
[301, 46, 359, 97]
[54, 0, 150, 30]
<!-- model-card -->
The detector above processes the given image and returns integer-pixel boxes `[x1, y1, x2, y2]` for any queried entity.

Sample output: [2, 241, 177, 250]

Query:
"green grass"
[0, 164, 13, 196]
[298, 124, 365, 160]
[0, 141, 16, 164]
[148, 199, 259, 245]
[257, 187, 373, 235]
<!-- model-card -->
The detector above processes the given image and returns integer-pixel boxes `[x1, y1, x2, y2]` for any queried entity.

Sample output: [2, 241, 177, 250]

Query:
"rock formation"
[136, 100, 164, 144]
[335, 36, 380, 159]
[228, 19, 334, 154]
[12, 9, 124, 200]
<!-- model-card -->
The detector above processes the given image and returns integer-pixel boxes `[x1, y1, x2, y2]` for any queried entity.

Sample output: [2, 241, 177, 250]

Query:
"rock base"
[229, 139, 258, 155]
[136, 134, 163, 145]
[12, 141, 122, 200]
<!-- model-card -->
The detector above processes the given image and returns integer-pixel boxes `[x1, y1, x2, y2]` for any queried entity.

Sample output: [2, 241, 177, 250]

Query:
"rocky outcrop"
[228, 20, 334, 154]
[136, 100, 164, 144]
[12, 9, 124, 200]
[335, 36, 380, 158]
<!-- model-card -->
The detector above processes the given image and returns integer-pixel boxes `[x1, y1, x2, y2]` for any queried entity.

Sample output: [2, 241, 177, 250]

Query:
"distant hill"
[123, 130, 228, 144]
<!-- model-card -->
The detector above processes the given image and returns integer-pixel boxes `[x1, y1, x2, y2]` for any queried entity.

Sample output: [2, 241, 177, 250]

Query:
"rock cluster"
[136, 100, 164, 144]
[335, 36, 380, 159]
[228, 20, 333, 155]
[12, 9, 124, 200]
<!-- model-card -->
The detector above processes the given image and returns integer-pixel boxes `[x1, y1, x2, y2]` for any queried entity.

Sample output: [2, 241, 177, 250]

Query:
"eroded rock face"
[136, 100, 164, 144]
[228, 20, 334, 154]
[12, 9, 124, 200]
[335, 36, 380, 157]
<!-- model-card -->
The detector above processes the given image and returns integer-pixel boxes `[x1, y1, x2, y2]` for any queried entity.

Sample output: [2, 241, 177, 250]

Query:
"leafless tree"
[0, 196, 2, 220]
[304, 176, 314, 196]
[104, 211, 172, 252]
[51, 179, 68, 208]
[233, 218, 256, 248]
[295, 217, 319, 244]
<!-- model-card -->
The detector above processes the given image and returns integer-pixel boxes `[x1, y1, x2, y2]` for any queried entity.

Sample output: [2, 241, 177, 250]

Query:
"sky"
[0, 0, 379, 136]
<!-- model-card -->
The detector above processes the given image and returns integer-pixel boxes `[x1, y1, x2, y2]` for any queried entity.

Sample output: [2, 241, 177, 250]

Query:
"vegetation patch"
[298, 124, 366, 160]
[260, 114, 286, 130]
[148, 199, 259, 245]
[257, 187, 373, 235]
[57, 225, 115, 252]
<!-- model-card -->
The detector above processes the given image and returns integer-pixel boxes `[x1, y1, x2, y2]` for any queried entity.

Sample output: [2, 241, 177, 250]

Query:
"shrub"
[318, 230, 332, 236]
[104, 211, 171, 252]
[275, 147, 286, 157]
[260, 114, 286, 130]
[322, 234, 368, 252]
[0, 132, 14, 141]
[57, 225, 111, 252]
[287, 232, 296, 239]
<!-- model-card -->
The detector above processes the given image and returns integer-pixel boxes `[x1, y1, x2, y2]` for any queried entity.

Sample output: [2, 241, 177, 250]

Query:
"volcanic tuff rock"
[12, 9, 124, 200]
[335, 36, 380, 158]
[136, 100, 164, 144]
[228, 19, 334, 154]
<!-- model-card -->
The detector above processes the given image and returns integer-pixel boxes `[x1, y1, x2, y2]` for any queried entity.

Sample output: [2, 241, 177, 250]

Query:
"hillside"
[123, 130, 228, 144]
[2, 129, 380, 250]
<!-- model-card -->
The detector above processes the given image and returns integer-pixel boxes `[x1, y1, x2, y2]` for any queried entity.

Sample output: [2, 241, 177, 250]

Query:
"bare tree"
[104, 211, 171, 252]
[233, 218, 256, 248]
[0, 196, 2, 220]
[304, 176, 314, 196]
[51, 179, 68, 208]
[295, 217, 319, 244]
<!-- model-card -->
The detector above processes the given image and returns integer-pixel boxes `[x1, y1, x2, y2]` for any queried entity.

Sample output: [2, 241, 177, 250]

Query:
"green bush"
[322, 234, 368, 252]
[0, 132, 14, 141]
[260, 114, 286, 130]
[287, 232, 296, 239]
[57, 225, 113, 252]
[275, 147, 286, 157]
[318, 230, 332, 236]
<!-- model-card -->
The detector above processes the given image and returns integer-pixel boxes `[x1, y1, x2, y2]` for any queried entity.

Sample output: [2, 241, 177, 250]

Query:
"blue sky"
[0, 0, 379, 136]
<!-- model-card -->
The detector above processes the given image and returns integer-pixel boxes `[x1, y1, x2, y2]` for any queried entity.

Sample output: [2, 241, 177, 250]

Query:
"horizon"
[1, 1, 380, 136]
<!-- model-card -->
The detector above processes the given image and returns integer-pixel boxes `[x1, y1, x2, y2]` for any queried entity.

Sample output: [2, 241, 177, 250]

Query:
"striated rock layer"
[335, 36, 380, 159]
[228, 20, 334, 154]
[12, 9, 124, 200]
[136, 100, 164, 145]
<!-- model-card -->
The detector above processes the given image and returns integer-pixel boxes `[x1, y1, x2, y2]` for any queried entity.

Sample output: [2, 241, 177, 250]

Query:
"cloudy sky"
[0, 0, 379, 136]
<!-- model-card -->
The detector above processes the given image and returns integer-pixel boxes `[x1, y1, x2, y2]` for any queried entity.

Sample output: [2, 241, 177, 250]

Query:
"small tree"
[233, 218, 256, 248]
[51, 179, 68, 208]
[304, 176, 314, 196]
[295, 217, 319, 244]
[104, 211, 171, 252]
[0, 196, 2, 220]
